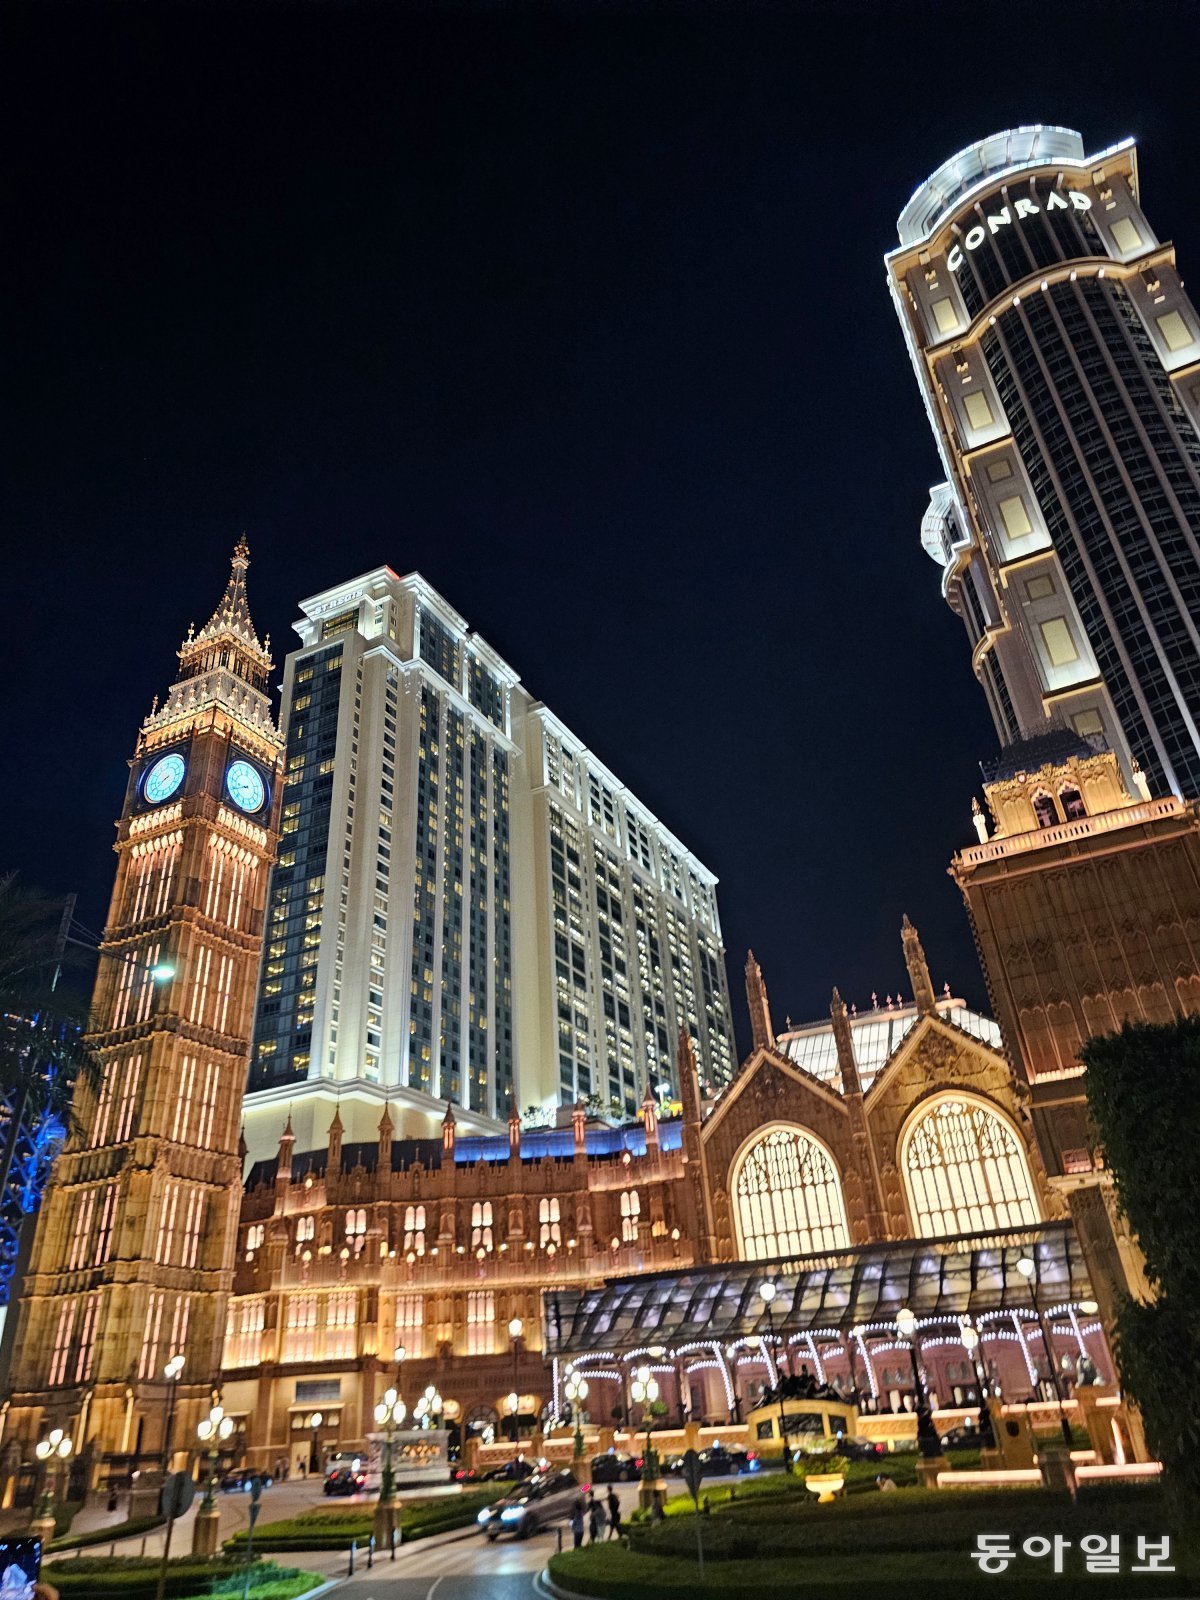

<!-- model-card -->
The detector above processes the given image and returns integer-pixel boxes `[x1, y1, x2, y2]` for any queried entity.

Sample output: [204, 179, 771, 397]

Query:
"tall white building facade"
[887, 127, 1200, 798]
[242, 568, 734, 1160]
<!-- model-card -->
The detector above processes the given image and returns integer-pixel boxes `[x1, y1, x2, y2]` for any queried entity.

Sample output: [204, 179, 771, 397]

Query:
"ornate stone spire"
[641, 1082, 659, 1152]
[830, 987, 862, 1096]
[745, 950, 775, 1052]
[507, 1097, 521, 1162]
[378, 1102, 394, 1171]
[441, 1099, 456, 1158]
[275, 1113, 295, 1186]
[327, 1104, 344, 1173]
[901, 914, 938, 1017]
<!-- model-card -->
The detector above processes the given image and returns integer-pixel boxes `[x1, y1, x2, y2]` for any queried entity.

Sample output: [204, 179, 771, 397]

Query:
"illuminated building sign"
[947, 189, 1093, 271]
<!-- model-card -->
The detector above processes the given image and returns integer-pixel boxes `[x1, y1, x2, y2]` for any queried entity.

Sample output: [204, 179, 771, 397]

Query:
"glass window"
[931, 297, 958, 334]
[732, 1126, 850, 1260]
[902, 1095, 1040, 1237]
[998, 495, 1033, 538]
[1157, 310, 1193, 352]
[985, 457, 1013, 482]
[1040, 616, 1079, 667]
[1025, 574, 1055, 600]
[1110, 216, 1143, 253]
[964, 391, 994, 429]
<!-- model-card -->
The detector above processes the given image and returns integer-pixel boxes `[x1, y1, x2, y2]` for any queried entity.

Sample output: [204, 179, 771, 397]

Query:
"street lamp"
[307, 1411, 324, 1475]
[413, 1385, 442, 1429]
[373, 1387, 407, 1502]
[1017, 1256, 1073, 1448]
[505, 1391, 520, 1447]
[507, 1318, 523, 1443]
[895, 1307, 942, 1459]
[197, 1404, 235, 1512]
[629, 1365, 660, 1479]
[958, 1320, 997, 1448]
[759, 1281, 791, 1473]
[564, 1373, 589, 1462]
[34, 1428, 74, 1523]
[161, 1353, 185, 1475]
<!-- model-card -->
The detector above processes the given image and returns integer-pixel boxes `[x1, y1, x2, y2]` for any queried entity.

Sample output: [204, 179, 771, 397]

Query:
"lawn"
[224, 1483, 507, 1551]
[42, 1556, 321, 1599]
[552, 1481, 1198, 1599]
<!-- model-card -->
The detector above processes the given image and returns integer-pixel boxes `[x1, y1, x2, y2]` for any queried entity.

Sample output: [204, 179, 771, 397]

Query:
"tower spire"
[745, 950, 775, 1052]
[901, 914, 938, 1016]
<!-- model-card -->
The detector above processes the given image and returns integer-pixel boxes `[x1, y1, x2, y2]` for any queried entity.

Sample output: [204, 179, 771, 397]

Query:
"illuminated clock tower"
[5, 541, 282, 1485]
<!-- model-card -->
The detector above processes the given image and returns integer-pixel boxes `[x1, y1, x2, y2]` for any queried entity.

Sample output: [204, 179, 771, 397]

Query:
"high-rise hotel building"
[886, 127, 1200, 797]
[242, 568, 734, 1161]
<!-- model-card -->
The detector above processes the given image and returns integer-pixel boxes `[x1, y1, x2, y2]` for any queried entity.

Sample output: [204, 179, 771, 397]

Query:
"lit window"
[902, 1094, 1040, 1237]
[539, 1197, 561, 1248]
[732, 1125, 850, 1260]
[1157, 310, 1193, 352]
[1040, 617, 1079, 667]
[963, 391, 993, 429]
[619, 1190, 640, 1243]
[467, 1290, 495, 1356]
[471, 1202, 493, 1252]
[403, 1205, 425, 1254]
[998, 496, 1033, 538]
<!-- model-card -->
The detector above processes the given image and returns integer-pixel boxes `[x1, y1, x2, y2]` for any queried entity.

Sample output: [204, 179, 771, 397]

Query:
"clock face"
[142, 752, 186, 805]
[226, 759, 267, 814]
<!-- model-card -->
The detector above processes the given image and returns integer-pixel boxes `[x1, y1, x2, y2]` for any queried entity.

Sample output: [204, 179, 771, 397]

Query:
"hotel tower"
[242, 568, 735, 1161]
[886, 127, 1200, 798]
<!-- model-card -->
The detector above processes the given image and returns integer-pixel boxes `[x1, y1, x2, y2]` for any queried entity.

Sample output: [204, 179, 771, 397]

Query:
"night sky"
[6, 1, 1199, 1049]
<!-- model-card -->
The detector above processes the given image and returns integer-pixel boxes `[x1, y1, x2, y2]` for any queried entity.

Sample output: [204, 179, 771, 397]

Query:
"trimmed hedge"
[41, 1558, 313, 1599]
[224, 1484, 505, 1552]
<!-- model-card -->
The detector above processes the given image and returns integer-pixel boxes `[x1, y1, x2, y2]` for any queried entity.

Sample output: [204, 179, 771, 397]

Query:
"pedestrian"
[587, 1490, 606, 1543]
[605, 1485, 621, 1539]
[570, 1497, 585, 1550]
[875, 1473, 898, 1492]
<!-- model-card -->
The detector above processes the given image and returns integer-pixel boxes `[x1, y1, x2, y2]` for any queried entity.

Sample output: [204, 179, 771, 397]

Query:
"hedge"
[41, 1556, 310, 1599]
[224, 1484, 506, 1552]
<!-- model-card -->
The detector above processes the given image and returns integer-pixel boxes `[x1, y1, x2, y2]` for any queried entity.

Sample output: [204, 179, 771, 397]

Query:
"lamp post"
[374, 1388, 406, 1502]
[958, 1320, 997, 1449]
[505, 1391, 519, 1448]
[564, 1373, 588, 1464]
[759, 1282, 791, 1473]
[507, 1318, 523, 1444]
[161, 1353, 185, 1475]
[629, 1365, 660, 1474]
[1017, 1255, 1073, 1448]
[895, 1307, 943, 1461]
[33, 1428, 73, 1533]
[307, 1412, 324, 1476]
[197, 1405, 235, 1513]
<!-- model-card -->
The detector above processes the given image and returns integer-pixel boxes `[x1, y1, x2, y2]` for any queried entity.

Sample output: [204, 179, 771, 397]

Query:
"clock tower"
[4, 542, 283, 1488]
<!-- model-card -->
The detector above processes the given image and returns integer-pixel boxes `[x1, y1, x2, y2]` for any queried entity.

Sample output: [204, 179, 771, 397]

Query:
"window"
[345, 1208, 367, 1237]
[467, 1290, 495, 1356]
[471, 1202, 493, 1252]
[732, 1125, 850, 1260]
[931, 298, 958, 334]
[246, 1223, 265, 1255]
[985, 458, 1013, 483]
[394, 1293, 424, 1359]
[48, 1300, 77, 1387]
[901, 1094, 1040, 1237]
[539, 1197, 561, 1248]
[325, 1291, 357, 1360]
[964, 391, 993, 429]
[1060, 785, 1087, 820]
[1110, 216, 1142, 253]
[282, 1294, 317, 1363]
[998, 495, 1033, 538]
[1025, 574, 1055, 601]
[619, 1190, 641, 1243]
[1032, 791, 1059, 828]
[1040, 616, 1079, 667]
[295, 1215, 315, 1251]
[403, 1205, 425, 1255]
[1072, 708, 1105, 738]
[225, 1297, 265, 1368]
[1156, 310, 1192, 352]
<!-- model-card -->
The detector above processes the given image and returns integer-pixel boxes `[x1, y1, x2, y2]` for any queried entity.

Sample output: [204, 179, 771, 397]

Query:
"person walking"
[569, 1496, 585, 1549]
[587, 1490, 607, 1544]
[605, 1485, 621, 1539]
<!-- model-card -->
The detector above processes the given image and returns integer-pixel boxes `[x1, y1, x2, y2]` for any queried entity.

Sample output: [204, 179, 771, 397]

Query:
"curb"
[535, 1568, 593, 1600]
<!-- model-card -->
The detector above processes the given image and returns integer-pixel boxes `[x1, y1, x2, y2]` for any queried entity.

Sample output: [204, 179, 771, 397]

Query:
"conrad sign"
[948, 189, 1093, 271]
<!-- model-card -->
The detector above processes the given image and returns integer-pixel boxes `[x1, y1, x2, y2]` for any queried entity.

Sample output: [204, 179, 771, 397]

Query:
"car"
[939, 1425, 982, 1452]
[219, 1469, 273, 1492]
[830, 1436, 886, 1462]
[663, 1445, 759, 1478]
[476, 1469, 581, 1540]
[589, 1451, 641, 1483]
[456, 1456, 537, 1485]
[323, 1466, 368, 1496]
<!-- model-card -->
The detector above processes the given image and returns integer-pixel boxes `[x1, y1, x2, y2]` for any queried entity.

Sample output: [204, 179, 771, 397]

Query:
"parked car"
[589, 1451, 641, 1483]
[830, 1436, 886, 1462]
[323, 1466, 368, 1496]
[476, 1469, 581, 1540]
[664, 1445, 759, 1477]
[939, 1424, 982, 1452]
[456, 1456, 537, 1485]
[219, 1469, 273, 1492]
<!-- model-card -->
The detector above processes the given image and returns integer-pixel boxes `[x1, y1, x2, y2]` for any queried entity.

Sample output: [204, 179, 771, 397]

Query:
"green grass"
[552, 1481, 1198, 1598]
[42, 1557, 321, 1599]
[224, 1484, 506, 1552]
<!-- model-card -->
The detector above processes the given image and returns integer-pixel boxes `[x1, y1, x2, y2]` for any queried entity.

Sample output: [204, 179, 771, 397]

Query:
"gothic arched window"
[1032, 791, 1059, 828]
[1060, 785, 1086, 820]
[731, 1125, 850, 1260]
[901, 1094, 1040, 1237]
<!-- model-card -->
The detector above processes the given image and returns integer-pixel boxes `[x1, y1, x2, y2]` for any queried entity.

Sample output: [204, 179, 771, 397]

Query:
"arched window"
[1032, 791, 1059, 828]
[471, 1201, 493, 1252]
[901, 1094, 1041, 1237]
[619, 1190, 641, 1243]
[403, 1204, 425, 1255]
[295, 1215, 315, 1253]
[732, 1125, 850, 1260]
[1060, 785, 1086, 820]
[539, 1197, 561, 1248]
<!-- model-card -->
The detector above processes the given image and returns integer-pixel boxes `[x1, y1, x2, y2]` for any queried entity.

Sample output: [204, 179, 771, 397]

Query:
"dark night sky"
[5, 0, 1199, 1048]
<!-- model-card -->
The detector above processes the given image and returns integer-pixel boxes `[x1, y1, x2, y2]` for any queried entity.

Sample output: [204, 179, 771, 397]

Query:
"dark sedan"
[219, 1469, 273, 1492]
[664, 1445, 759, 1477]
[323, 1467, 367, 1496]
[589, 1451, 642, 1483]
[939, 1425, 982, 1452]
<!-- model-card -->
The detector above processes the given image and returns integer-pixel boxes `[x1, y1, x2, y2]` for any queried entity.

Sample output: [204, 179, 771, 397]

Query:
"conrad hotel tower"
[242, 568, 735, 1161]
[886, 127, 1200, 797]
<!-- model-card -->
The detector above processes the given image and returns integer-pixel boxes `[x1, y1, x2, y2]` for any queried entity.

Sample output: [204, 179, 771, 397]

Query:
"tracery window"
[471, 1201, 493, 1252]
[902, 1094, 1040, 1237]
[732, 1125, 850, 1260]
[403, 1204, 425, 1255]
[467, 1290, 494, 1356]
[539, 1197, 561, 1248]
[619, 1190, 641, 1243]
